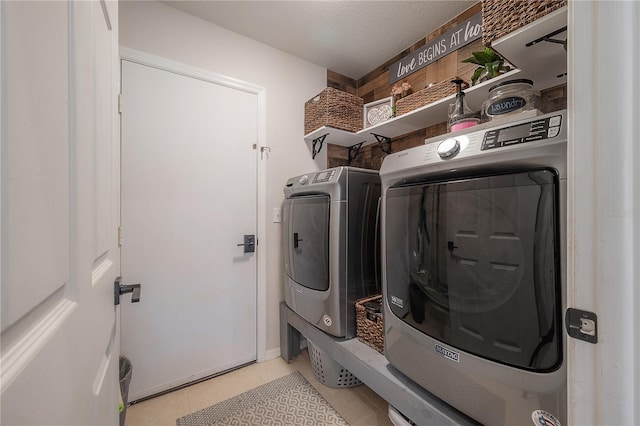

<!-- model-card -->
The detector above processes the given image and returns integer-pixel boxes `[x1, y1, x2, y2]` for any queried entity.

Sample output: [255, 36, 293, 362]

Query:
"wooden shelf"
[491, 6, 567, 91]
[303, 69, 522, 148]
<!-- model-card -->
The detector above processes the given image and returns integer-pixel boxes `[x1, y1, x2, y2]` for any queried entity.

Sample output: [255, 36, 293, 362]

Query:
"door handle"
[293, 232, 303, 248]
[114, 276, 142, 305]
[237, 234, 255, 253]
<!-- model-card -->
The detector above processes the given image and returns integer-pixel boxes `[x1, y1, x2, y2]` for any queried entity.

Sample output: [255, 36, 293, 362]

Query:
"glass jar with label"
[481, 79, 540, 122]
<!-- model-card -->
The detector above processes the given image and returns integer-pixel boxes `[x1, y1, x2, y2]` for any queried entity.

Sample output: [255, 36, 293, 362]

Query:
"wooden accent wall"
[325, 2, 567, 170]
[355, 3, 483, 104]
[327, 70, 357, 95]
[327, 3, 484, 169]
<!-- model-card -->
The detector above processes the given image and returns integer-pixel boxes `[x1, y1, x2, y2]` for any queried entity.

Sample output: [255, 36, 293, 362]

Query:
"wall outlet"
[273, 207, 282, 223]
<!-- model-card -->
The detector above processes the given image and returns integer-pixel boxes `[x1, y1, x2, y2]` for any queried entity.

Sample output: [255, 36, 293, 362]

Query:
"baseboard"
[262, 337, 308, 362]
[262, 347, 282, 361]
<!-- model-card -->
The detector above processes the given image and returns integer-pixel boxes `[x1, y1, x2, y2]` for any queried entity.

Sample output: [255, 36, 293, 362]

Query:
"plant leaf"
[472, 51, 493, 64]
[484, 47, 502, 61]
[486, 60, 501, 76]
[461, 56, 483, 65]
[462, 47, 505, 71]
[471, 67, 484, 85]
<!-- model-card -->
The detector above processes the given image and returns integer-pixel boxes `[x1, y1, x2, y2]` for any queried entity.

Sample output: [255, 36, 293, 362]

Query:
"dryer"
[283, 167, 380, 338]
[381, 111, 567, 425]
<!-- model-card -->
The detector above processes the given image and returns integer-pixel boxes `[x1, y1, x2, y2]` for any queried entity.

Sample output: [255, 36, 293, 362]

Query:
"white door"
[1, 1, 121, 425]
[120, 58, 258, 401]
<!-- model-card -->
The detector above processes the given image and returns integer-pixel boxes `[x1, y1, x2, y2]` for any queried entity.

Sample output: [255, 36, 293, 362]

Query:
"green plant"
[462, 47, 511, 85]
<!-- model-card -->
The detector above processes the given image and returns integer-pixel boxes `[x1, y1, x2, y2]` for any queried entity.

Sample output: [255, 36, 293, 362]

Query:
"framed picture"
[363, 96, 394, 128]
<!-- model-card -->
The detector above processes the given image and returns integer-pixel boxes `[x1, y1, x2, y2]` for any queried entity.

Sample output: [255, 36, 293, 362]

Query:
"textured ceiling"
[162, 1, 476, 80]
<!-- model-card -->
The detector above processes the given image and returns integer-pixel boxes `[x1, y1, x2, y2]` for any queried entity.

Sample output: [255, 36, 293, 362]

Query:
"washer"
[283, 166, 380, 338]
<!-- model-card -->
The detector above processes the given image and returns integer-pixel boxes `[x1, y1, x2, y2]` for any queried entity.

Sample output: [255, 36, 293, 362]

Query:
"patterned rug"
[176, 371, 348, 426]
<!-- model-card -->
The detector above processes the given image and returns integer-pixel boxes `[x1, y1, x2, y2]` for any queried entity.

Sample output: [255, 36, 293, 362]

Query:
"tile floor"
[125, 348, 394, 426]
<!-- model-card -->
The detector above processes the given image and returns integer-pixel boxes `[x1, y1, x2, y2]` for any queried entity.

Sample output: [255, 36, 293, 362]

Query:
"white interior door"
[1, 1, 121, 425]
[120, 58, 258, 401]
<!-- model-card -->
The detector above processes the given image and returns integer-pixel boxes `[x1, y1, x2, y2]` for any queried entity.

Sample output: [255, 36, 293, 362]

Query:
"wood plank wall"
[325, 2, 567, 170]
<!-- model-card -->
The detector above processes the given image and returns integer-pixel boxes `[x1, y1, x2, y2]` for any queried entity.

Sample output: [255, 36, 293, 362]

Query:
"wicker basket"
[304, 87, 363, 135]
[355, 295, 384, 354]
[395, 78, 461, 117]
[482, 0, 567, 46]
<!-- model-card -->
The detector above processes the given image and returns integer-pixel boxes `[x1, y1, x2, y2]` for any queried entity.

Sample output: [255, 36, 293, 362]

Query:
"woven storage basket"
[482, 0, 567, 46]
[304, 87, 364, 135]
[355, 295, 384, 354]
[395, 78, 461, 117]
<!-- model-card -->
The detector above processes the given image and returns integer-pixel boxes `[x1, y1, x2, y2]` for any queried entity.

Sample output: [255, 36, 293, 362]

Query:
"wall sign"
[364, 97, 394, 128]
[389, 13, 483, 84]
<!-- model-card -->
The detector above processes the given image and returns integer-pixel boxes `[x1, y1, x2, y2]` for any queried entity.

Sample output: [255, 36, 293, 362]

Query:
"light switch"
[273, 207, 282, 223]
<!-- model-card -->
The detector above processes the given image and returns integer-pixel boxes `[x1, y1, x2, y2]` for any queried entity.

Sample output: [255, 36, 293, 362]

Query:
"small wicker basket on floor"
[355, 295, 384, 354]
[395, 79, 462, 117]
[482, 0, 567, 46]
[304, 87, 364, 135]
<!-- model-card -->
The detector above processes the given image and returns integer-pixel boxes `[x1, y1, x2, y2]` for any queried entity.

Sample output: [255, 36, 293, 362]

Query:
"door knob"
[237, 234, 255, 253]
[114, 276, 142, 305]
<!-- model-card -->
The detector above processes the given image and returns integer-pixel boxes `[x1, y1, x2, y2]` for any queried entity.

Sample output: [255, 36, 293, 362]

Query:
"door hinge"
[118, 94, 123, 114]
[118, 226, 123, 247]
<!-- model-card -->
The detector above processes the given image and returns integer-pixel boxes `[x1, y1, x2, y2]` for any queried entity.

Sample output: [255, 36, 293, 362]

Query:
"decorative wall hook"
[260, 146, 271, 159]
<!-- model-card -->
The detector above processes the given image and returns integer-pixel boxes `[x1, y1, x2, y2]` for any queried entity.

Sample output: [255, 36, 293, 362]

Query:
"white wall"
[119, 0, 328, 356]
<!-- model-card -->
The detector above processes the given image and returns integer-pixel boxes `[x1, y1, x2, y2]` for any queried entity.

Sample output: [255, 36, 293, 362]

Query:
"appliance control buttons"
[311, 170, 335, 184]
[437, 138, 461, 159]
[548, 127, 560, 138]
[549, 115, 562, 127]
[299, 175, 309, 185]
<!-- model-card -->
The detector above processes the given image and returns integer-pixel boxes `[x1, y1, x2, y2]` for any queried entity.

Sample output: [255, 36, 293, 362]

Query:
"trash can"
[119, 356, 132, 426]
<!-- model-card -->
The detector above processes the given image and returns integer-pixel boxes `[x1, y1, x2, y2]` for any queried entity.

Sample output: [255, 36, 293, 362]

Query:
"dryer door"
[385, 169, 561, 371]
[283, 195, 330, 291]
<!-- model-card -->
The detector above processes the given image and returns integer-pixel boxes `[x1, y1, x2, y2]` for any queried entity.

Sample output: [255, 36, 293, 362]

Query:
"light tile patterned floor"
[125, 349, 394, 426]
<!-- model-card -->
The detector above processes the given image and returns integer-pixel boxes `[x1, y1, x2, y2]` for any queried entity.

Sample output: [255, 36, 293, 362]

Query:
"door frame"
[567, 2, 640, 425]
[119, 47, 267, 362]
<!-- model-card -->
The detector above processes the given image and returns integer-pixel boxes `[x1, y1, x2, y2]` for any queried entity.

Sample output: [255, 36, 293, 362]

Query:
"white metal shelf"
[491, 6, 567, 92]
[303, 6, 567, 151]
[304, 69, 522, 148]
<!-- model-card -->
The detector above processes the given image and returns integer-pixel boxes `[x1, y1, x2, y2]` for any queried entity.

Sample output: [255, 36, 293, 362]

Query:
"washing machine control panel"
[299, 175, 309, 185]
[311, 169, 336, 184]
[482, 114, 562, 150]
